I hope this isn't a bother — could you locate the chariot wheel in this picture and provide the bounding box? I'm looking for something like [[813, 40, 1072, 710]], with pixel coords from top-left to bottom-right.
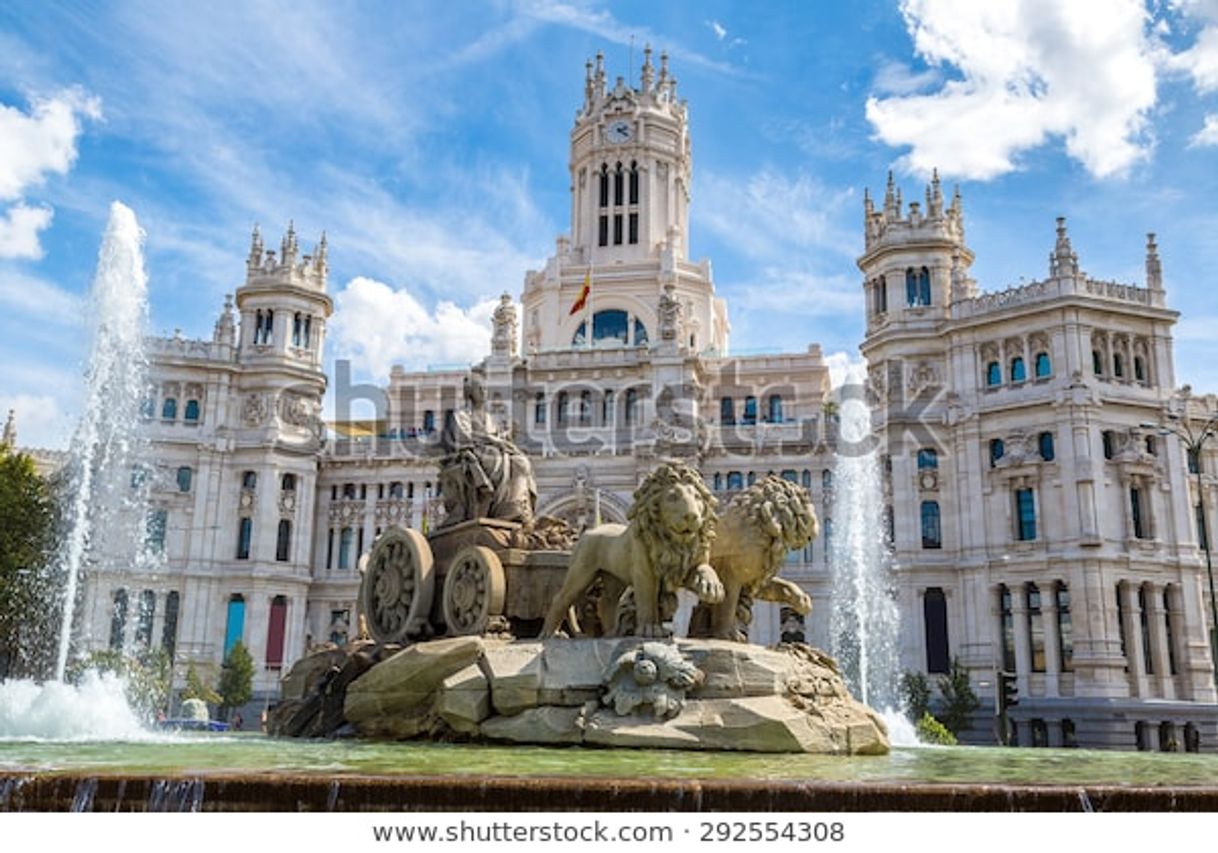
[[442, 545, 506, 636], [359, 527, 434, 644]]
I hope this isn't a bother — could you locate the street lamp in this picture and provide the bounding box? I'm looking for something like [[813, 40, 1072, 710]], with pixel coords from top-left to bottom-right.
[[1145, 393, 1218, 690]]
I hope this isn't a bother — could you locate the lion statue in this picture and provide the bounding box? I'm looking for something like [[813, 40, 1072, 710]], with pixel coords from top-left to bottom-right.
[[690, 475, 819, 642], [540, 461, 722, 638]]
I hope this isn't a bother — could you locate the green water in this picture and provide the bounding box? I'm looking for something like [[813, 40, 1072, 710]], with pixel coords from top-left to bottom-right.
[[2, 736, 1217, 787]]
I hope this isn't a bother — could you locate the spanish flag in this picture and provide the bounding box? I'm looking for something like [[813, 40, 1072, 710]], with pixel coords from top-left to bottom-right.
[[569, 268, 591, 315]]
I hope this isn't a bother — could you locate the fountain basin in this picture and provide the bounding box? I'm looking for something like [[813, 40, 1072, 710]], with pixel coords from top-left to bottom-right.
[[3, 738, 1218, 811]]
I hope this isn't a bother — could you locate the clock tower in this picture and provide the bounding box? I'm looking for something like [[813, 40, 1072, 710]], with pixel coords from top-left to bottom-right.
[[520, 50, 727, 356], [569, 48, 691, 263]]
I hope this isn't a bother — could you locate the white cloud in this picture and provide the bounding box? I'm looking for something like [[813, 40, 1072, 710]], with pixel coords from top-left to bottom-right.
[[872, 59, 942, 95], [0, 268, 82, 323], [328, 276, 504, 380], [707, 20, 727, 40], [0, 393, 72, 451], [0, 88, 100, 259], [699, 169, 856, 260], [0, 203, 54, 260], [0, 88, 101, 202], [867, 0, 1159, 180], [1190, 113, 1218, 146]]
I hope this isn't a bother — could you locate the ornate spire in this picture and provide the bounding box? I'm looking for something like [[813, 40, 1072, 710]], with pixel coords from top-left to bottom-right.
[[214, 293, 237, 345], [883, 170, 896, 217], [1146, 232, 1162, 292], [247, 223, 263, 270], [584, 57, 594, 109], [594, 51, 606, 95], [641, 43, 654, 92], [1050, 216, 1078, 278], [2, 409, 14, 449], [927, 167, 943, 218]]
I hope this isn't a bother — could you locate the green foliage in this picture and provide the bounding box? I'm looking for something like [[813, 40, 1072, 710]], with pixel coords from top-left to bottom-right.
[[899, 670, 932, 722], [181, 663, 221, 706], [0, 445, 58, 678], [66, 648, 172, 721], [218, 641, 254, 716], [937, 657, 981, 735], [915, 712, 958, 746]]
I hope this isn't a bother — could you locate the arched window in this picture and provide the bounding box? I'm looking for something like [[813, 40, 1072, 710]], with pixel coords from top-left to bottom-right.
[[747, 471, 757, 486], [628, 211, 638, 245], [341, 482, 356, 499], [1026, 583, 1045, 672], [594, 309, 628, 345], [1138, 584, 1154, 675], [1164, 585, 1179, 676], [1130, 486, 1148, 539], [136, 589, 155, 647], [1134, 355, 1147, 383], [578, 390, 592, 425], [625, 388, 640, 425], [1102, 430, 1115, 459], [781, 469, 798, 483], [1010, 357, 1026, 382], [276, 519, 292, 562], [602, 389, 615, 424], [110, 588, 128, 651], [162, 591, 180, 657], [801, 470, 812, 490], [920, 501, 942, 549], [989, 438, 1005, 467], [905, 268, 918, 306], [727, 471, 743, 490], [919, 266, 931, 306], [1056, 582, 1073, 672], [767, 395, 784, 424], [236, 516, 252, 559], [1038, 431, 1055, 461], [224, 593, 245, 657], [177, 466, 193, 492], [1092, 349, 1104, 375], [266, 595, 287, 668], [534, 392, 546, 425], [1113, 353, 1125, 378], [242, 470, 257, 490], [184, 399, 200, 422], [923, 587, 949, 673], [1034, 352, 1051, 378], [388, 481, 404, 499], [633, 318, 648, 346], [556, 391, 569, 426], [1062, 719, 1077, 748], [998, 585, 1015, 671], [423, 410, 436, 433], [986, 362, 1001, 387], [822, 469, 833, 492], [292, 312, 303, 346], [281, 473, 296, 492], [874, 276, 888, 314], [628, 161, 639, 205], [254, 309, 264, 344], [161, 398, 177, 420], [917, 448, 938, 470], [598, 164, 609, 208], [713, 473, 723, 490], [338, 527, 354, 569], [613, 161, 624, 206], [720, 397, 735, 426]]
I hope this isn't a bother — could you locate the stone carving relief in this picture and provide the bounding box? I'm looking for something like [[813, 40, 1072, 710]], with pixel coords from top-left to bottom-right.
[[602, 642, 703, 719], [491, 293, 519, 359], [242, 393, 269, 427]]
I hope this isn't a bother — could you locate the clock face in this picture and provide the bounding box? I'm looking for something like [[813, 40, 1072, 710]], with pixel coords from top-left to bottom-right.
[[606, 120, 633, 143]]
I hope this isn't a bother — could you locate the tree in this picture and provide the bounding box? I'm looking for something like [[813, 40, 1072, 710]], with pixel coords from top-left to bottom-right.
[[937, 657, 981, 735], [915, 712, 957, 746], [898, 670, 932, 722], [217, 642, 254, 719], [0, 445, 57, 678], [181, 663, 221, 706]]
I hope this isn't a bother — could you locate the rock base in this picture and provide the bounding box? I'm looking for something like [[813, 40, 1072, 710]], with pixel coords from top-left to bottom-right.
[[273, 638, 887, 755]]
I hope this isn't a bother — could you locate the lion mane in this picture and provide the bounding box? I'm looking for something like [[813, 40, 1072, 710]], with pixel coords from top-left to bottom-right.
[[628, 462, 719, 590], [691, 475, 819, 641], [540, 461, 720, 638]]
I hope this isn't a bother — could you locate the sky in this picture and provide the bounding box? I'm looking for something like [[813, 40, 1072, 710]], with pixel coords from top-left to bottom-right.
[[1, 0, 1217, 448]]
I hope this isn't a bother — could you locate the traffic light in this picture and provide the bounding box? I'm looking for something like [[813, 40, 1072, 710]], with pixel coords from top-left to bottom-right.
[[997, 670, 1019, 713]]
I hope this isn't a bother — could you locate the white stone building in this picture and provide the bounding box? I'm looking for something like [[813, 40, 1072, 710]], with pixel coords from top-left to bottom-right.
[[59, 53, 1216, 749]]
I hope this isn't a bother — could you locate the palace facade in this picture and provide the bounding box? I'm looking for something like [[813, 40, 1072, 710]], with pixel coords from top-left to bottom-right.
[[47, 52, 1215, 749]]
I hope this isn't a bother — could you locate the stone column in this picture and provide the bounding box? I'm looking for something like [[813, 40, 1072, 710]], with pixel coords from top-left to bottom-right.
[[1120, 581, 1149, 698], [1011, 592, 1032, 695], [1143, 582, 1172, 698], [1042, 591, 1061, 697]]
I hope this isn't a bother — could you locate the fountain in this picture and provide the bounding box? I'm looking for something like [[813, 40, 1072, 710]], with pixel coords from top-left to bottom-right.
[[53, 201, 154, 679], [829, 363, 901, 717], [0, 202, 154, 739]]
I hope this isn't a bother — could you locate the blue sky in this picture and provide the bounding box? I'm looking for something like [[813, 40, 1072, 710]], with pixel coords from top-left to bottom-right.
[[1, 0, 1217, 447]]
